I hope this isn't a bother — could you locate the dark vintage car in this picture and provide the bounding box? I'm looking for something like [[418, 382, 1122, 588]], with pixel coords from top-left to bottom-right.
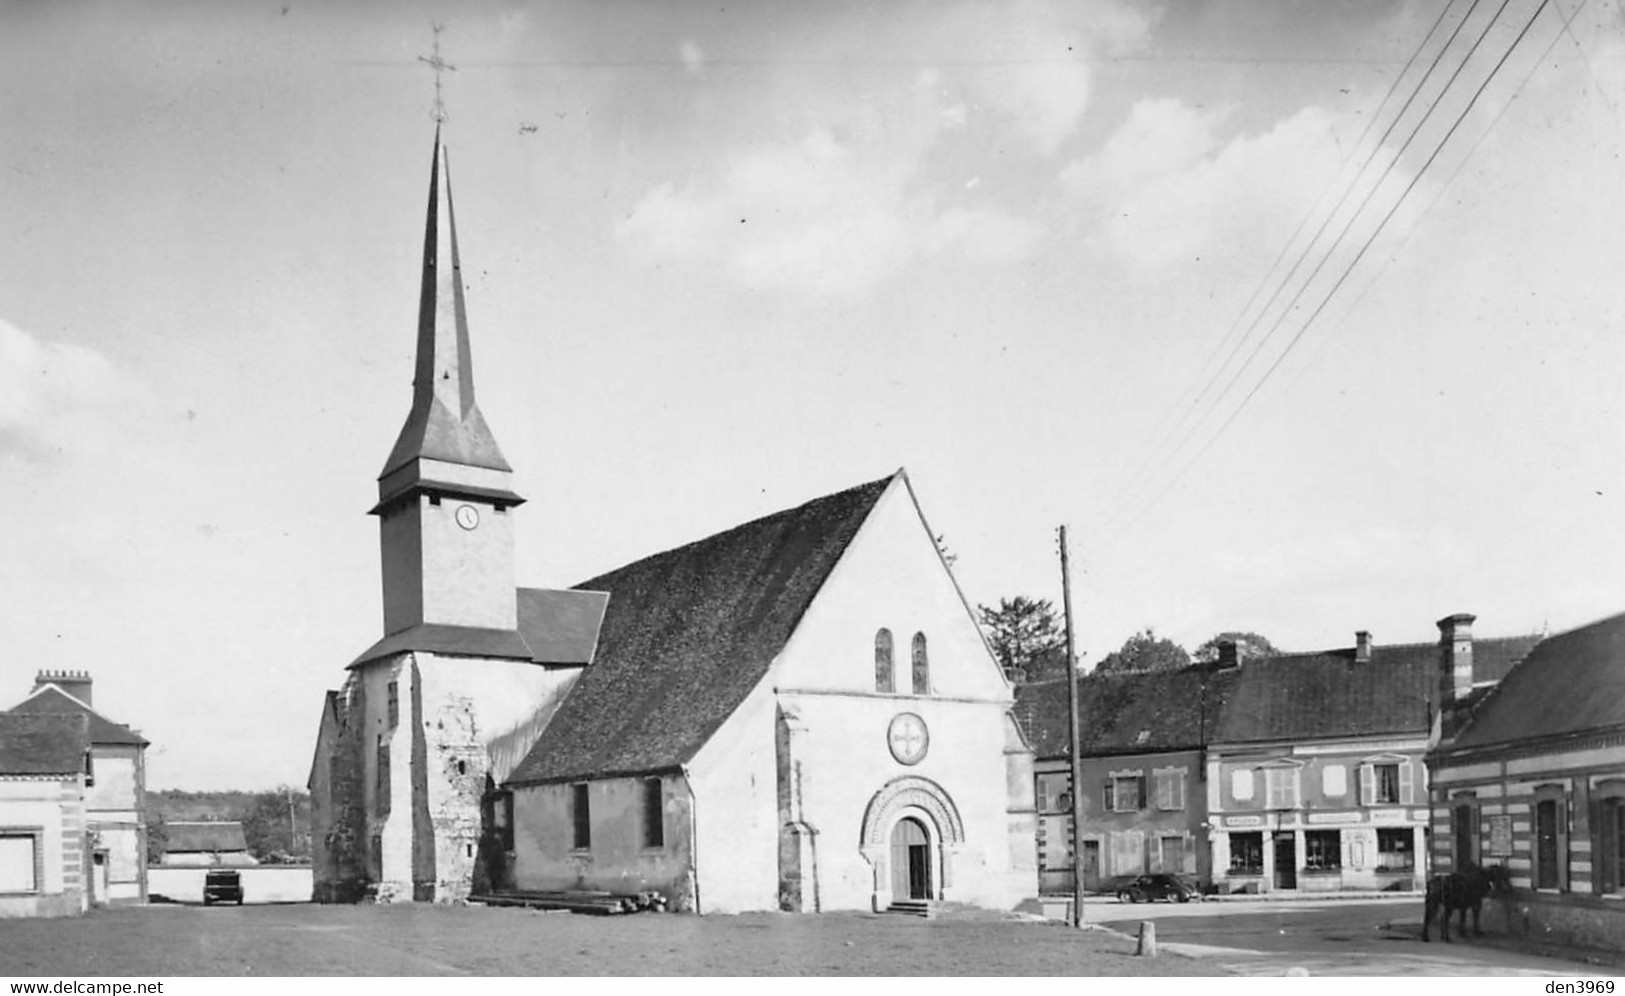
[[203, 869, 244, 906], [1116, 873, 1200, 903]]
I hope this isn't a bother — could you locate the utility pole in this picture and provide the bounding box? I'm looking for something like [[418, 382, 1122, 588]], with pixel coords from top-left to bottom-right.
[[1059, 524, 1085, 928]]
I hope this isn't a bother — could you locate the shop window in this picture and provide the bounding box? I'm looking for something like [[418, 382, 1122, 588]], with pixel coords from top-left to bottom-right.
[[1377, 827, 1414, 870], [1230, 832, 1263, 874], [571, 783, 591, 851], [1305, 830, 1342, 870], [911, 632, 930, 695], [642, 778, 664, 849], [1035, 772, 1071, 814], [874, 629, 894, 693]]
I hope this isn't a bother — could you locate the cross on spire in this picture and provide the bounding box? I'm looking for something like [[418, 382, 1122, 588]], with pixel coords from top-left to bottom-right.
[[417, 22, 457, 124]]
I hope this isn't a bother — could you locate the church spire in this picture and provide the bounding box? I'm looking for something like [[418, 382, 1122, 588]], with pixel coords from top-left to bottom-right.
[[377, 130, 516, 505]]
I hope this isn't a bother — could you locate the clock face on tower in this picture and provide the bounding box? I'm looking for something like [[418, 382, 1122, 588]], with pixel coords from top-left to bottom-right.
[[887, 712, 929, 766], [454, 503, 480, 531]]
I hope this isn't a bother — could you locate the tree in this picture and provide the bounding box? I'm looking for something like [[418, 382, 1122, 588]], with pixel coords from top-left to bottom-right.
[[979, 596, 1066, 681], [145, 810, 168, 866], [1192, 630, 1280, 665], [239, 787, 311, 864], [1093, 628, 1191, 675]]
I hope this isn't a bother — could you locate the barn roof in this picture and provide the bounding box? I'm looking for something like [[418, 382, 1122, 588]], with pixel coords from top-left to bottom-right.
[[165, 821, 249, 854], [1446, 611, 1625, 751], [0, 714, 89, 776], [506, 473, 896, 786]]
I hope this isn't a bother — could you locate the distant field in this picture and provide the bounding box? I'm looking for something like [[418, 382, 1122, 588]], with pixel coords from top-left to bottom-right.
[[0, 903, 1218, 976]]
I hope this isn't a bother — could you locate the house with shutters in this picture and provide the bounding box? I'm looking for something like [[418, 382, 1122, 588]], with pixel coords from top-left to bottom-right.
[[1426, 610, 1625, 953], [3, 672, 148, 906], [1013, 662, 1237, 893], [0, 714, 91, 918], [1206, 619, 1539, 894]]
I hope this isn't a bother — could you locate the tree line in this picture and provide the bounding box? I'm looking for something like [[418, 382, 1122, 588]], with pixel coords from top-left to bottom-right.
[[978, 595, 1277, 680]]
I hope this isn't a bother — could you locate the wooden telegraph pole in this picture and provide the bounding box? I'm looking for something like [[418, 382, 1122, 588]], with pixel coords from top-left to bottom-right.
[[1058, 525, 1085, 928]]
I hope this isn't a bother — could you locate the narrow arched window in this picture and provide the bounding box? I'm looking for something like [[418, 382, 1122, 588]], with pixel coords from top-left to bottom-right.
[[912, 632, 930, 695], [874, 628, 894, 693]]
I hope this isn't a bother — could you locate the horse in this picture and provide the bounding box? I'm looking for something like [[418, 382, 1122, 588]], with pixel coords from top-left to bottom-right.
[[1422, 862, 1511, 942]]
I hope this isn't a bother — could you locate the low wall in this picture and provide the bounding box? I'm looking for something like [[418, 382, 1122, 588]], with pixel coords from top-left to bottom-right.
[[148, 866, 312, 904], [1483, 891, 1625, 954]]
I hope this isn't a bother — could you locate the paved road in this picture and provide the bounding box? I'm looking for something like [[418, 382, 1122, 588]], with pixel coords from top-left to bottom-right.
[[1081, 895, 1615, 976]]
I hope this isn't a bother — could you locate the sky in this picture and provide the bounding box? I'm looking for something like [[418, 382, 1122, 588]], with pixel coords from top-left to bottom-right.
[[3, 0, 1624, 790]]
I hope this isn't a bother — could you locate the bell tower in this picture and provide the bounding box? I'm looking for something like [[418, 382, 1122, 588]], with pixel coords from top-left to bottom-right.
[[372, 131, 523, 635]]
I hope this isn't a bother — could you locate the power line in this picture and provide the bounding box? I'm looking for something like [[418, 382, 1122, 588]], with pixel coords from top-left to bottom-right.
[[1100, 0, 1468, 524], [1104, 0, 1527, 532], [1120, 0, 1557, 533]]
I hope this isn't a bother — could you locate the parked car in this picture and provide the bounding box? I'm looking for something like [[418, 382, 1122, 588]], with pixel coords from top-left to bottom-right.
[[203, 869, 243, 906], [1116, 873, 1199, 903]]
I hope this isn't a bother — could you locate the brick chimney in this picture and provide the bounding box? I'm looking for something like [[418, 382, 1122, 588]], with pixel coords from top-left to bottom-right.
[[1437, 613, 1476, 705], [1217, 639, 1239, 669], [1355, 630, 1373, 663], [34, 670, 92, 707]]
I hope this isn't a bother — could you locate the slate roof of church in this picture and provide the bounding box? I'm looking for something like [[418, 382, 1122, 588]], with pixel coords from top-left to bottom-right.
[[165, 821, 249, 854], [1013, 665, 1240, 760], [506, 473, 897, 786], [0, 714, 89, 776], [1211, 633, 1542, 745], [1445, 611, 1625, 752], [6, 685, 148, 747]]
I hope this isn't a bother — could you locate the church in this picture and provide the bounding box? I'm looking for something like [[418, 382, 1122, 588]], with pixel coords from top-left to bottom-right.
[[307, 132, 1037, 913]]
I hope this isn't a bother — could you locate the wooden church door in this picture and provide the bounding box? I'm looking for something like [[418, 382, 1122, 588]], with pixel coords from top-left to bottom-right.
[[890, 817, 932, 900]]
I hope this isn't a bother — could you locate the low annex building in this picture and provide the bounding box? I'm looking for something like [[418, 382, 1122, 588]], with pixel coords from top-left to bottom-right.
[[308, 132, 1037, 912], [1427, 611, 1625, 953], [161, 822, 257, 867]]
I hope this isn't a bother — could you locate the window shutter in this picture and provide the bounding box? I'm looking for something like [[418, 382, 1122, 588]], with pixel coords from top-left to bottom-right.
[[1104, 779, 1114, 813], [1398, 763, 1414, 805], [1139, 775, 1149, 809], [1360, 764, 1374, 807]]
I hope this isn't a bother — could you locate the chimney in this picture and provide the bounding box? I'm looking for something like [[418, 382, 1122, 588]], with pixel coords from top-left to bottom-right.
[[1355, 631, 1373, 663], [1217, 639, 1239, 670], [34, 670, 92, 707], [1437, 613, 1476, 705]]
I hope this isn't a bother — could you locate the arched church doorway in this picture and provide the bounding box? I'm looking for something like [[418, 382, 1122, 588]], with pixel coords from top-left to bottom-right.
[[890, 817, 932, 900]]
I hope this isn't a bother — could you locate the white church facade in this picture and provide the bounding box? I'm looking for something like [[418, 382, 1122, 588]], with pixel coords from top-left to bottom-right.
[[307, 132, 1037, 912]]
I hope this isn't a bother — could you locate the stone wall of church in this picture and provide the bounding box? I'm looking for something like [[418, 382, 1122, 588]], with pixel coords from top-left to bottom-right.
[[508, 774, 696, 906]]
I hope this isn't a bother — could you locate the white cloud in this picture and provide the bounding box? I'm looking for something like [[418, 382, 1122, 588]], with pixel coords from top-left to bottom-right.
[[0, 318, 139, 461], [618, 128, 1038, 295], [1060, 100, 1356, 270], [679, 40, 704, 74]]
